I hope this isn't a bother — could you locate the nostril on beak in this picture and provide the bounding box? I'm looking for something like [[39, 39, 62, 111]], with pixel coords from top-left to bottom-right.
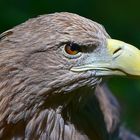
[[113, 47, 122, 55], [112, 47, 123, 58]]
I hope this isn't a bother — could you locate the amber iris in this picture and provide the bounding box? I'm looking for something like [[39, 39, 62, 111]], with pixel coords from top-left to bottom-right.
[[65, 43, 81, 55]]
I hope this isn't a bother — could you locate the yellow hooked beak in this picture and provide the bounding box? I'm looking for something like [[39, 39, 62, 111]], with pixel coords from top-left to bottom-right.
[[71, 39, 140, 77], [106, 39, 140, 76]]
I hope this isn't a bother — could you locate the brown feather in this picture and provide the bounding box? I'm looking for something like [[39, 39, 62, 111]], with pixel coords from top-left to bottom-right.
[[0, 12, 139, 140]]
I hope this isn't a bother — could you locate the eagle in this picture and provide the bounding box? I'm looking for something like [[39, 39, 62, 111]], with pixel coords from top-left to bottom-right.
[[0, 12, 140, 140]]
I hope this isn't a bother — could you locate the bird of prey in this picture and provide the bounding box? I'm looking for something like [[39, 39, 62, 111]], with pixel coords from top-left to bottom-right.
[[0, 12, 140, 140]]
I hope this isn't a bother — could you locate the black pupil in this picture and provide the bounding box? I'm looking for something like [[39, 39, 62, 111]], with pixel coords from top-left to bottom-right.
[[70, 43, 81, 51]]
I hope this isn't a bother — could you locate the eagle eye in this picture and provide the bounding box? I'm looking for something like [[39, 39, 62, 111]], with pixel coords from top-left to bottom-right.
[[65, 43, 81, 55], [62, 43, 82, 59]]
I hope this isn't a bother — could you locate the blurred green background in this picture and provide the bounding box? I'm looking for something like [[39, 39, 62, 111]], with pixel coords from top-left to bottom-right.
[[0, 0, 140, 136]]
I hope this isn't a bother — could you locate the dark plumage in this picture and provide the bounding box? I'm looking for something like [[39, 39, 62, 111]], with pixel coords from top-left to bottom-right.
[[0, 12, 139, 140]]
